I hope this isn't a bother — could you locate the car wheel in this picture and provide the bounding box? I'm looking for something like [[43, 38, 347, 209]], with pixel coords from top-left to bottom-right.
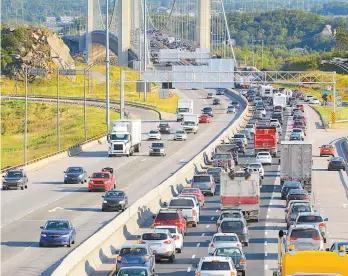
[[192, 222, 197, 227], [21, 185, 24, 190], [39, 243, 44, 247], [344, 168, 346, 171], [324, 238, 327, 243], [244, 241, 249, 246], [328, 168, 331, 171], [67, 240, 71, 247], [168, 254, 175, 263], [177, 247, 182, 253], [72, 238, 75, 244], [242, 271, 246, 276], [64, 181, 67, 184], [25, 182, 28, 188], [88, 190, 91, 192], [102, 208, 105, 212], [320, 155, 322, 157]]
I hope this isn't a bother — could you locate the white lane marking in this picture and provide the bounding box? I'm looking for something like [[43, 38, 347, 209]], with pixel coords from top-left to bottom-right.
[[343, 204, 348, 208], [192, 255, 195, 259], [270, 202, 273, 205], [265, 264, 268, 270], [197, 243, 200, 247], [211, 217, 214, 221], [141, 158, 147, 161], [48, 207, 63, 213], [265, 252, 268, 257], [216, 209, 219, 212], [265, 231, 268, 236], [187, 267, 191, 272], [266, 214, 270, 219], [206, 225, 210, 228], [264, 241, 268, 246]]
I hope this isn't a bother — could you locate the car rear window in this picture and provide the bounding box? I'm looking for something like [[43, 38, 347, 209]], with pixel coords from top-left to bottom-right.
[[221, 213, 242, 220], [297, 215, 323, 223], [213, 154, 230, 160], [258, 153, 270, 156], [142, 233, 168, 240], [117, 269, 148, 276], [292, 205, 311, 213], [156, 213, 179, 220], [156, 227, 176, 234], [182, 188, 199, 193], [120, 247, 147, 256], [92, 173, 109, 178], [215, 247, 242, 257], [201, 261, 231, 270], [169, 198, 194, 207], [289, 189, 307, 195], [234, 134, 245, 138], [221, 221, 244, 230], [290, 228, 319, 238], [193, 175, 211, 182], [213, 235, 238, 242]]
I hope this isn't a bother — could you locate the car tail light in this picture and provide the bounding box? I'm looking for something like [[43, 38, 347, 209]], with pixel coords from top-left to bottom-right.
[[139, 240, 146, 244], [313, 236, 321, 241], [163, 240, 172, 245], [242, 227, 247, 234], [218, 227, 222, 233], [342, 162, 345, 165], [193, 209, 197, 216], [196, 273, 201, 276], [329, 162, 333, 165], [144, 255, 151, 261], [288, 236, 298, 241], [240, 258, 246, 264], [89, 181, 94, 184], [287, 213, 291, 219], [210, 243, 214, 247], [116, 256, 122, 262], [237, 243, 242, 248], [230, 272, 235, 276], [319, 223, 326, 229], [174, 235, 180, 240]]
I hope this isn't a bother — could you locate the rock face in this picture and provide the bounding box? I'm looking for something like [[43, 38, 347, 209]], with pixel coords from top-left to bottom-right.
[[2, 27, 75, 78]]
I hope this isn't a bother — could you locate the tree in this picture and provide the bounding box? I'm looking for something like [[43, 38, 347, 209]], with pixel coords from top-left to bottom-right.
[[336, 26, 348, 51]]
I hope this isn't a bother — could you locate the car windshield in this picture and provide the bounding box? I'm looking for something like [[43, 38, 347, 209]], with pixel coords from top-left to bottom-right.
[[249, 163, 261, 168], [176, 131, 185, 134], [149, 130, 158, 134], [193, 175, 211, 182], [292, 129, 302, 133], [105, 191, 124, 197], [234, 134, 245, 138], [6, 171, 23, 177], [330, 157, 343, 162], [44, 221, 69, 230], [178, 108, 189, 112], [66, 167, 83, 173], [213, 235, 238, 242], [120, 247, 147, 256], [228, 106, 234, 109], [117, 269, 148, 276], [289, 189, 306, 195], [221, 221, 244, 230], [169, 199, 194, 207], [215, 247, 242, 257], [297, 215, 323, 223], [321, 145, 333, 148], [221, 213, 242, 219], [201, 261, 231, 270], [159, 124, 168, 128], [156, 213, 179, 220], [246, 124, 253, 128], [182, 188, 199, 193], [207, 168, 223, 173], [92, 173, 109, 178], [152, 143, 164, 148], [258, 153, 270, 156], [184, 122, 195, 126], [142, 233, 167, 240], [290, 228, 319, 238], [203, 108, 212, 111], [213, 154, 230, 160], [110, 134, 129, 140], [232, 102, 238, 105]]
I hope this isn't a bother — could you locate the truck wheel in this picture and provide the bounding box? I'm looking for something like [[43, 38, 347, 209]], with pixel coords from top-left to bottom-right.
[[242, 271, 246, 276], [192, 223, 197, 227], [127, 153, 130, 157]]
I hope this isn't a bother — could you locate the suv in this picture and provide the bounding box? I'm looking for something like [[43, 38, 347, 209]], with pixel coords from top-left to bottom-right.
[[216, 209, 246, 228], [149, 142, 166, 156], [153, 209, 187, 235], [140, 229, 176, 262], [116, 244, 155, 272], [244, 162, 264, 179], [294, 212, 328, 243], [213, 98, 221, 105], [233, 133, 247, 146], [286, 224, 325, 251], [202, 107, 214, 117], [319, 144, 335, 157], [272, 112, 283, 125], [218, 218, 249, 246], [2, 169, 28, 190], [191, 174, 216, 196], [158, 123, 170, 134], [286, 203, 312, 229], [167, 197, 200, 227], [195, 256, 237, 276]]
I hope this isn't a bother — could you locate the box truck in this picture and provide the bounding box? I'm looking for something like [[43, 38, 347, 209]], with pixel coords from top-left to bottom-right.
[[107, 119, 142, 157], [254, 126, 278, 157], [176, 99, 194, 121]]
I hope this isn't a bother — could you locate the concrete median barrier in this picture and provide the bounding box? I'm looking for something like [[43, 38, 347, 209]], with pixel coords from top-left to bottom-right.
[[51, 90, 250, 276]]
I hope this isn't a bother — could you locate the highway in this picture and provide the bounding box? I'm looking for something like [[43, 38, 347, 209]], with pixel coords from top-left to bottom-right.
[[89, 99, 348, 276], [1, 89, 244, 275]]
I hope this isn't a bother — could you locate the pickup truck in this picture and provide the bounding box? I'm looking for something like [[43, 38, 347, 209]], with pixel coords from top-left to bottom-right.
[[166, 197, 200, 227], [88, 169, 116, 192]]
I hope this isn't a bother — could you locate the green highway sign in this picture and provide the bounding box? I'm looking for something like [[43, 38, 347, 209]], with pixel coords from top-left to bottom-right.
[[321, 90, 334, 95]]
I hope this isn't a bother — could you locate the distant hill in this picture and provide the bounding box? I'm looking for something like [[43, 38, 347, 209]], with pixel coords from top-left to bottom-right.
[[312, 1, 348, 16]]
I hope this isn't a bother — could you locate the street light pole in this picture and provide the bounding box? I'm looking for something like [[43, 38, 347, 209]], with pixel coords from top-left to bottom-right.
[[57, 68, 60, 152], [84, 68, 87, 141], [106, 0, 110, 131], [261, 39, 264, 69], [143, 0, 148, 102], [24, 66, 28, 165]]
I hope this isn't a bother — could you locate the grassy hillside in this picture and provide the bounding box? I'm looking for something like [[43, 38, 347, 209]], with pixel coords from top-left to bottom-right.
[[1, 100, 119, 169]]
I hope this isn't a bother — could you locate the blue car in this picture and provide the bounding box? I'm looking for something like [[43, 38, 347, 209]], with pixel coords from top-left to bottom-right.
[[289, 133, 301, 141], [214, 245, 246, 275], [117, 267, 153, 276], [39, 219, 76, 247], [64, 166, 87, 184], [116, 244, 155, 272]]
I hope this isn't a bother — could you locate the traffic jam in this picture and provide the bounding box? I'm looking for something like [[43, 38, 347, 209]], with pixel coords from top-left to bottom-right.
[[108, 86, 348, 276]]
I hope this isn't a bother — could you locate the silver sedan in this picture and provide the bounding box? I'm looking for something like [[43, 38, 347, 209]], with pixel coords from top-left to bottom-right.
[[174, 130, 188, 141]]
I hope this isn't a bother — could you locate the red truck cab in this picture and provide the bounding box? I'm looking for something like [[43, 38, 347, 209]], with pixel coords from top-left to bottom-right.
[[254, 126, 278, 157], [181, 188, 205, 207], [88, 169, 116, 192], [153, 209, 187, 235]]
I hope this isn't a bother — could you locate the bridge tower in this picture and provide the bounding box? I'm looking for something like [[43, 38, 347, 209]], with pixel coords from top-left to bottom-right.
[[117, 0, 131, 66], [197, 0, 211, 50]]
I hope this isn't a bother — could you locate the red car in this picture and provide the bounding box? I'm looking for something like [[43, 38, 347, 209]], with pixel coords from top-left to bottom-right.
[[199, 115, 211, 123], [274, 105, 283, 112], [293, 115, 307, 125], [292, 121, 306, 129], [153, 209, 187, 235], [286, 189, 309, 205], [181, 188, 205, 207], [88, 171, 116, 192], [296, 104, 304, 112]]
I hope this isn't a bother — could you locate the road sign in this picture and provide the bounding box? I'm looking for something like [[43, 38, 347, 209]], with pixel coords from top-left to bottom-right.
[[28, 68, 46, 76], [60, 69, 76, 75], [336, 96, 342, 109], [331, 112, 336, 123], [158, 89, 170, 99], [321, 90, 334, 95]]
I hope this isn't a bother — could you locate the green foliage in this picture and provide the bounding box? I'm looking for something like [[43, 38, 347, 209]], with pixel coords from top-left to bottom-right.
[[313, 1, 348, 16], [336, 26, 348, 51]]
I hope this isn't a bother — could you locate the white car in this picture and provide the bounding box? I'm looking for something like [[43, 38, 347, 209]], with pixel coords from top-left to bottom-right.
[[148, 129, 161, 140], [140, 229, 176, 262], [245, 123, 255, 134], [255, 152, 272, 165], [256, 107, 266, 117], [227, 105, 236, 113], [195, 256, 237, 276], [310, 98, 320, 105], [305, 95, 314, 102], [270, 121, 282, 134], [207, 92, 215, 99], [245, 162, 264, 178], [154, 225, 183, 253], [208, 233, 242, 255], [291, 128, 305, 140], [174, 130, 188, 141]]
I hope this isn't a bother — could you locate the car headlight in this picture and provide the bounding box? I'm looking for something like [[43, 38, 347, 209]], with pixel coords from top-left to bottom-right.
[[78, 174, 83, 178], [64, 174, 68, 178], [103, 200, 108, 203], [17, 178, 23, 182], [3, 180, 7, 183], [41, 234, 47, 237], [119, 200, 125, 204], [62, 234, 70, 238]]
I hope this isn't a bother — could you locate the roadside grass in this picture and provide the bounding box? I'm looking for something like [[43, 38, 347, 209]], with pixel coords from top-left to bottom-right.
[[0, 64, 178, 113], [1, 100, 119, 169]]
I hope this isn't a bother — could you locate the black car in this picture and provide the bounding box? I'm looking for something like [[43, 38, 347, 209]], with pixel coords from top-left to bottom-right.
[[64, 166, 87, 184], [248, 95, 255, 103], [158, 123, 170, 134], [280, 181, 303, 200], [202, 107, 213, 117], [272, 112, 283, 125], [102, 190, 128, 212], [216, 89, 225, 95], [230, 139, 246, 154], [2, 169, 28, 190], [231, 101, 240, 109], [213, 98, 221, 105], [328, 157, 346, 171]]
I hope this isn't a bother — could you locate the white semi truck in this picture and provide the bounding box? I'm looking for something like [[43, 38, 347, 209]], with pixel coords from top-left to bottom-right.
[[107, 119, 142, 157], [176, 99, 194, 122], [280, 141, 312, 193], [182, 114, 199, 134]]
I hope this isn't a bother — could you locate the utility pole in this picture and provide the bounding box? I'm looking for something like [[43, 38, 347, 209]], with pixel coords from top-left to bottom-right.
[[57, 68, 61, 152], [84, 68, 87, 141], [106, 0, 110, 130], [24, 66, 28, 165], [261, 39, 264, 70], [143, 0, 148, 102]]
